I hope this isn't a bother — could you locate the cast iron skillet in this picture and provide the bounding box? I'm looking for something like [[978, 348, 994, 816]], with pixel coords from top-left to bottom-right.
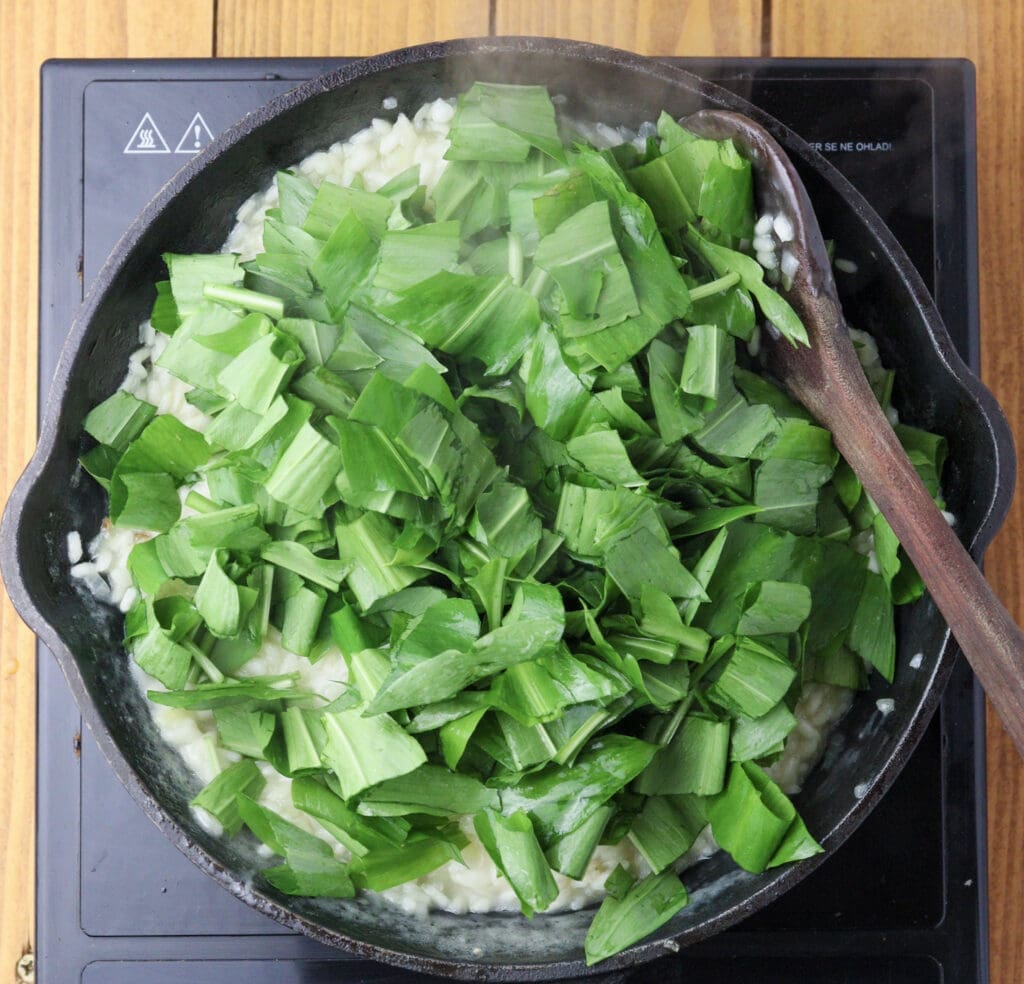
[[0, 36, 1016, 981]]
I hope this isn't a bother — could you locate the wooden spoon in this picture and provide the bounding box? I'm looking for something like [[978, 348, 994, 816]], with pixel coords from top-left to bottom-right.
[[684, 109, 1024, 758]]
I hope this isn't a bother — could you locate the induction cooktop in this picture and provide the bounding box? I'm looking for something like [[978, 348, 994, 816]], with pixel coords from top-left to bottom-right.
[[36, 56, 986, 984]]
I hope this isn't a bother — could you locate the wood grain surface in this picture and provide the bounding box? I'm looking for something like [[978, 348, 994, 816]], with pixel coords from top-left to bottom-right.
[[0, 6, 213, 980], [1, 1, 1021, 981], [214, 0, 490, 56], [771, 4, 1024, 980], [494, 0, 764, 55]]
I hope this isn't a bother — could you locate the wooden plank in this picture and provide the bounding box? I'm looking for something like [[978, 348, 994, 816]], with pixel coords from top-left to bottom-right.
[[494, 0, 764, 56], [771, 1, 978, 57], [0, 5, 214, 979], [215, 0, 491, 57], [771, 4, 1024, 984]]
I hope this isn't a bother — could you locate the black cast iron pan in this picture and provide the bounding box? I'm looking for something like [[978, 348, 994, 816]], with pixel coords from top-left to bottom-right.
[[0, 36, 1016, 981]]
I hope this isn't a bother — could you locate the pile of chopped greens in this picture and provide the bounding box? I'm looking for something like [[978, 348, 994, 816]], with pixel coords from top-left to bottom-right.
[[79, 82, 946, 964]]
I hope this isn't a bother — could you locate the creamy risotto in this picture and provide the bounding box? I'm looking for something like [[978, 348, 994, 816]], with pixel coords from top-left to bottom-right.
[[73, 95, 864, 918]]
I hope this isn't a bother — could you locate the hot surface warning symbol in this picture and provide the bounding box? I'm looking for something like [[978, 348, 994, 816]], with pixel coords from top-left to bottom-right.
[[124, 112, 170, 154], [175, 112, 215, 154]]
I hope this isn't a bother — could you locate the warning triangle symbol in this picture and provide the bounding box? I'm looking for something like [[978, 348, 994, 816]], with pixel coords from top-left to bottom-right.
[[175, 112, 215, 154], [124, 112, 170, 154]]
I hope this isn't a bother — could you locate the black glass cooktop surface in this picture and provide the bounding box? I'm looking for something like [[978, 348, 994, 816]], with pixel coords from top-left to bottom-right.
[[37, 56, 985, 983]]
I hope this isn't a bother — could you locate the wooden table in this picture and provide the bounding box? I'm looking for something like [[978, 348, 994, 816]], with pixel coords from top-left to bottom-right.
[[1, 2, 1021, 981]]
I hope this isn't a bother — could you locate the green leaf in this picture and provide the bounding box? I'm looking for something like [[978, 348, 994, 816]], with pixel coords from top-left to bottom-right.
[[627, 794, 707, 873], [310, 211, 378, 321], [319, 706, 427, 800], [474, 808, 559, 917], [605, 528, 706, 604], [697, 151, 755, 240], [446, 82, 561, 163], [350, 830, 466, 892], [263, 855, 356, 898], [164, 252, 243, 320], [520, 323, 590, 442], [359, 764, 499, 817], [391, 597, 480, 668], [195, 550, 243, 638], [110, 471, 180, 532], [763, 418, 837, 465], [627, 153, 697, 234], [237, 793, 334, 861], [264, 422, 343, 516], [278, 706, 326, 775], [680, 324, 729, 402], [335, 511, 424, 611], [183, 503, 268, 552], [684, 225, 808, 346], [566, 428, 646, 488], [328, 604, 381, 657], [281, 585, 327, 659], [847, 571, 896, 682], [694, 393, 780, 459], [155, 302, 247, 390], [126, 538, 168, 595], [603, 863, 634, 901], [260, 540, 349, 592], [373, 221, 462, 292], [83, 391, 157, 452], [701, 522, 868, 657], [544, 803, 613, 879], [689, 282, 755, 341], [509, 168, 597, 255], [151, 279, 180, 335], [535, 200, 636, 322], [708, 637, 796, 719], [190, 759, 266, 835], [555, 483, 664, 561], [730, 701, 797, 762], [469, 480, 543, 562], [737, 581, 812, 636], [345, 303, 446, 381], [80, 443, 120, 491], [214, 706, 276, 759], [707, 761, 822, 873], [496, 735, 658, 846], [635, 713, 730, 795], [634, 585, 708, 655], [647, 338, 705, 444], [381, 271, 539, 376], [754, 459, 834, 535], [303, 181, 391, 241], [584, 869, 689, 965], [217, 330, 302, 414], [291, 776, 409, 856], [276, 170, 318, 226], [440, 711, 489, 774], [133, 624, 193, 690], [153, 523, 208, 578], [147, 673, 310, 709], [114, 415, 210, 481], [682, 527, 729, 624], [332, 416, 431, 500], [872, 511, 901, 590], [367, 584, 562, 714]]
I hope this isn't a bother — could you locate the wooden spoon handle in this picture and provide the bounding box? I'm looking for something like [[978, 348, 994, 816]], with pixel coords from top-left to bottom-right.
[[680, 107, 1023, 753], [802, 348, 1024, 756]]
